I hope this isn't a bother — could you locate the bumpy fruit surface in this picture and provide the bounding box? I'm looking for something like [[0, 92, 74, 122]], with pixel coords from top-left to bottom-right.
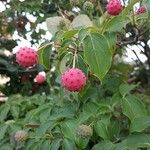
[[136, 6, 147, 14], [14, 130, 28, 142], [34, 72, 46, 84], [83, 1, 94, 12], [61, 68, 86, 92], [70, 0, 80, 6], [76, 124, 93, 137], [106, 0, 123, 16], [16, 47, 38, 68]]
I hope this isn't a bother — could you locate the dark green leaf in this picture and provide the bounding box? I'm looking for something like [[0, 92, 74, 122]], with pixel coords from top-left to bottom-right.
[[50, 139, 62, 150], [38, 43, 52, 69], [130, 116, 150, 133], [119, 84, 137, 98], [62, 139, 76, 150], [92, 141, 115, 150], [121, 95, 146, 120], [0, 124, 8, 141], [83, 32, 112, 80]]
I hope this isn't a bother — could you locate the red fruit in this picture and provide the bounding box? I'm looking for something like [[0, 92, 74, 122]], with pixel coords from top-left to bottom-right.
[[106, 0, 123, 16], [34, 72, 46, 84], [61, 68, 86, 92], [136, 6, 147, 14], [16, 47, 38, 68]]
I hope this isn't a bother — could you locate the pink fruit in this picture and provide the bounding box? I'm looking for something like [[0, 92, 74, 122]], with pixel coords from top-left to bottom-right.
[[16, 47, 38, 68], [61, 68, 86, 92], [106, 0, 123, 16], [136, 6, 147, 14], [34, 72, 46, 84]]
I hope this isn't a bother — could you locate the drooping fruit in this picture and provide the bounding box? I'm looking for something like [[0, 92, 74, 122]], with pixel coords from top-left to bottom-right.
[[106, 0, 123, 16], [61, 68, 86, 92], [16, 47, 38, 68], [14, 130, 28, 142], [136, 6, 147, 14], [34, 72, 46, 84]]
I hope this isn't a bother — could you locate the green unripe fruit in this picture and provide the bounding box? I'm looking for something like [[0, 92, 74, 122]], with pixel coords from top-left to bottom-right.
[[76, 124, 93, 138], [83, 1, 94, 13], [70, 0, 80, 6], [14, 130, 28, 142]]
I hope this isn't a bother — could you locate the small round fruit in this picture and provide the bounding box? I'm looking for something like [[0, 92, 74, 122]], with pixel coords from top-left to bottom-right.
[[83, 1, 94, 12], [76, 124, 93, 138], [106, 0, 123, 16], [14, 130, 28, 142], [61, 68, 86, 92], [136, 6, 147, 14], [34, 72, 46, 84], [16, 47, 38, 68]]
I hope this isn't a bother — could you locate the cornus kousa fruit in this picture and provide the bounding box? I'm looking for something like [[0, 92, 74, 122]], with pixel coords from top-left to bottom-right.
[[16, 47, 38, 68], [76, 124, 93, 138], [106, 0, 123, 16], [14, 130, 28, 142], [34, 72, 46, 84], [61, 68, 86, 92], [136, 6, 147, 14]]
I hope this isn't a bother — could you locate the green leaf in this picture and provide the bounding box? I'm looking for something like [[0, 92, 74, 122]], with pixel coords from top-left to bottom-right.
[[83, 32, 112, 80], [36, 120, 57, 137], [108, 120, 120, 140], [62, 30, 79, 39], [62, 139, 76, 150], [50, 139, 62, 150], [115, 133, 150, 149], [121, 95, 146, 121], [38, 43, 52, 69], [83, 101, 99, 115], [41, 140, 51, 150], [119, 84, 137, 98], [77, 137, 89, 149], [94, 115, 111, 140], [10, 106, 19, 119], [130, 116, 150, 133], [104, 15, 128, 32], [59, 52, 73, 73], [0, 124, 8, 141], [0, 105, 10, 122], [92, 141, 115, 150], [61, 120, 78, 141]]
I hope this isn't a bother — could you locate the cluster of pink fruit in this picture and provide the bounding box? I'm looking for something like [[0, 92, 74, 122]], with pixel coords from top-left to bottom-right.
[[15, 47, 87, 92], [106, 0, 147, 16], [15, 1, 147, 92], [16, 47, 46, 85]]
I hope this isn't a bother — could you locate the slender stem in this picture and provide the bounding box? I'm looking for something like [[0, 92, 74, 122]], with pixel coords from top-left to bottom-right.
[[72, 50, 77, 68], [132, 8, 136, 25], [97, 0, 103, 15], [38, 42, 53, 51]]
